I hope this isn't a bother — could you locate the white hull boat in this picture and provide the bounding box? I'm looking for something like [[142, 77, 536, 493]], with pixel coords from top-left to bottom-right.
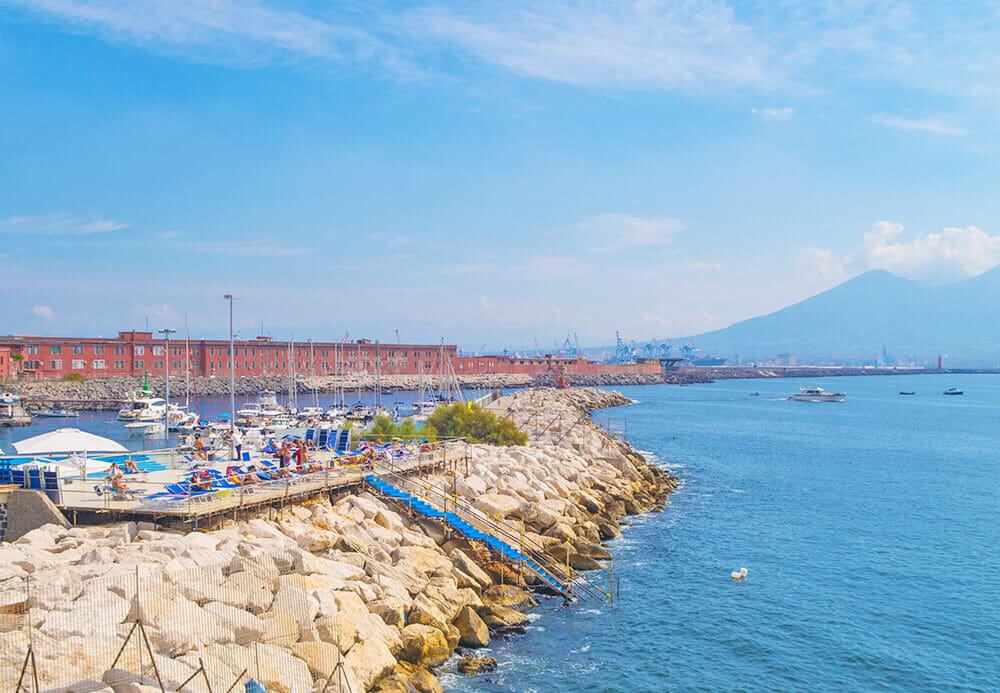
[[789, 386, 846, 403]]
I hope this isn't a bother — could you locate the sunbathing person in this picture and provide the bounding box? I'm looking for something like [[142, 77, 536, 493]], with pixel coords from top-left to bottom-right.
[[225, 465, 245, 486], [192, 434, 209, 461], [123, 458, 141, 474]]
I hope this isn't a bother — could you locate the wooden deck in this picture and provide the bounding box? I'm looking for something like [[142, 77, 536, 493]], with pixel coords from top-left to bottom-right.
[[54, 450, 453, 529]]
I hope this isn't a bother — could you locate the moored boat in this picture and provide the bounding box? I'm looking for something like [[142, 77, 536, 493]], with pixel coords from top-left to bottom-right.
[[943, 388, 964, 396], [36, 408, 80, 418]]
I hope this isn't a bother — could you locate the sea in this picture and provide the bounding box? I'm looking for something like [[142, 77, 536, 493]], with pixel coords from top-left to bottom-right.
[[3, 376, 998, 690], [441, 374, 1000, 692]]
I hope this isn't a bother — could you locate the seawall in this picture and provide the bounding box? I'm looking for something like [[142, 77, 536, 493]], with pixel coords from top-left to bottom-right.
[[0, 387, 676, 692]]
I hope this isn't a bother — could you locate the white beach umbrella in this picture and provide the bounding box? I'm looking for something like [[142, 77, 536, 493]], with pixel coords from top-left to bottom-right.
[[11, 428, 128, 456]]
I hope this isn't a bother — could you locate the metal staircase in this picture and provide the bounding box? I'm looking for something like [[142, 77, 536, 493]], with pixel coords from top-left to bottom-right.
[[365, 464, 613, 602]]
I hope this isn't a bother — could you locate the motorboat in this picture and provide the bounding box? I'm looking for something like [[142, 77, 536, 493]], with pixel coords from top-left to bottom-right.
[[117, 397, 168, 421], [899, 391, 916, 396], [35, 408, 80, 418], [0, 392, 20, 404], [325, 404, 349, 419], [124, 420, 165, 436], [300, 406, 324, 418], [943, 388, 964, 396], [346, 404, 374, 422], [789, 386, 846, 403], [258, 391, 285, 417]]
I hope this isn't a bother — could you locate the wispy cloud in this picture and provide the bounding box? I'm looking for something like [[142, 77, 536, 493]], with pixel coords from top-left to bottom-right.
[[580, 213, 685, 252], [870, 115, 966, 136], [408, 2, 777, 92], [752, 106, 794, 121], [3, 0, 396, 69], [178, 238, 310, 257], [0, 213, 128, 235], [31, 304, 55, 320], [686, 260, 722, 272]]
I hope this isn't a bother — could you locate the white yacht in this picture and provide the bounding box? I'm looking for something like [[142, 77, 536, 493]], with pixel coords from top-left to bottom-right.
[[237, 391, 285, 420], [789, 386, 846, 403], [117, 397, 168, 421]]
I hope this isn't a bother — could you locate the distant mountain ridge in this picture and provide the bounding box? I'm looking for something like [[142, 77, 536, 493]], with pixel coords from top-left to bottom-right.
[[683, 266, 1000, 365]]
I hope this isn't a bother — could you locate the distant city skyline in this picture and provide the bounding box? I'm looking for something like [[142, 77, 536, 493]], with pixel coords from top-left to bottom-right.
[[2, 2, 999, 348]]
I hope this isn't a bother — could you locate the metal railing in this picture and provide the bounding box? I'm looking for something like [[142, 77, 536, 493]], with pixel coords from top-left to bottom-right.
[[370, 458, 612, 602]]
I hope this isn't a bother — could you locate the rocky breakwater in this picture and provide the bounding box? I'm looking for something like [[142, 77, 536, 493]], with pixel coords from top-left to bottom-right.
[[0, 387, 675, 692], [12, 373, 533, 409]]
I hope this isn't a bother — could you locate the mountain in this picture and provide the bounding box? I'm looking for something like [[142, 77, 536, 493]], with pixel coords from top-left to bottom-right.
[[684, 267, 1000, 365]]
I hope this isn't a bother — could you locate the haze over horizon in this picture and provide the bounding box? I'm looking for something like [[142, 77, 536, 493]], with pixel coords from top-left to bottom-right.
[[2, 2, 1000, 349]]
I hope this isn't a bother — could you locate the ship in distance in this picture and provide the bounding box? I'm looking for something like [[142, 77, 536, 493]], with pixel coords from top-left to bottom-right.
[[789, 386, 846, 403]]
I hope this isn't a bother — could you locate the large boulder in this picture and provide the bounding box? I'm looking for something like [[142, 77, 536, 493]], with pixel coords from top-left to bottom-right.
[[374, 661, 443, 693], [472, 493, 521, 519], [203, 602, 267, 644], [344, 638, 397, 691], [449, 549, 492, 590], [292, 641, 342, 678], [454, 606, 490, 648], [399, 624, 450, 668]]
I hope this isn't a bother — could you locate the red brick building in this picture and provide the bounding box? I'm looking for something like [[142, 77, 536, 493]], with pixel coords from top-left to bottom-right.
[[0, 331, 458, 380], [0, 331, 662, 380], [0, 346, 15, 381]]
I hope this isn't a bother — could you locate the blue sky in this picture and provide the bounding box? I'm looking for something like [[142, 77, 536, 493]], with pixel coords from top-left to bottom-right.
[[1, 1, 998, 350]]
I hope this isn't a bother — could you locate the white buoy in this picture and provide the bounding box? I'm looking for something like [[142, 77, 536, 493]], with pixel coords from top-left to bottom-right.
[[730, 567, 748, 581]]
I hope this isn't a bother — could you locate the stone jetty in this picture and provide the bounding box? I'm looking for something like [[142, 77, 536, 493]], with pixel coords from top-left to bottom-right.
[[0, 388, 676, 692]]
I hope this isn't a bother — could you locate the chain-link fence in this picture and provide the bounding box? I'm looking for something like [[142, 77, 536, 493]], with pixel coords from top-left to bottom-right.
[[0, 547, 359, 692]]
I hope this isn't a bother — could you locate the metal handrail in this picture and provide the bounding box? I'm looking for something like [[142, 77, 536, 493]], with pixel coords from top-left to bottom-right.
[[371, 460, 612, 601]]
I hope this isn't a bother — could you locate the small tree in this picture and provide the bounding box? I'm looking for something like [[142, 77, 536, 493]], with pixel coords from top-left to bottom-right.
[[62, 373, 85, 383], [424, 402, 527, 446]]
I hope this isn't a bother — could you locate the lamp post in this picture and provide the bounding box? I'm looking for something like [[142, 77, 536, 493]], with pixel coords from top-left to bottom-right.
[[158, 328, 176, 438], [225, 294, 237, 460]]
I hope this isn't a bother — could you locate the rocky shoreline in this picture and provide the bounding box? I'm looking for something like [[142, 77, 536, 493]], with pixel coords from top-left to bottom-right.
[[0, 388, 676, 692]]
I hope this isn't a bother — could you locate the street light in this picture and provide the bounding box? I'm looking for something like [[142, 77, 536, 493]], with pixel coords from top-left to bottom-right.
[[225, 294, 237, 460], [158, 328, 176, 437]]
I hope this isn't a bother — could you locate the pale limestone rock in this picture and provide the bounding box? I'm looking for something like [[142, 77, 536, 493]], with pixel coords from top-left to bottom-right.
[[399, 624, 450, 668], [291, 641, 343, 678], [449, 549, 492, 590], [260, 610, 299, 648], [454, 605, 490, 648], [270, 584, 319, 630], [204, 602, 267, 644], [344, 638, 397, 691]]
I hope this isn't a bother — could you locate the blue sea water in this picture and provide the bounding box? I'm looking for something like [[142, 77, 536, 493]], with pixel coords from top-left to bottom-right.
[[443, 374, 1000, 692]]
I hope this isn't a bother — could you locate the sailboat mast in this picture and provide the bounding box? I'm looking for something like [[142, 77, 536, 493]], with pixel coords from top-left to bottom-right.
[[310, 339, 318, 408], [184, 315, 191, 408]]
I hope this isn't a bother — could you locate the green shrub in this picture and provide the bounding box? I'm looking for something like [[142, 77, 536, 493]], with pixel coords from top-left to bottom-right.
[[62, 373, 84, 383], [362, 414, 422, 442], [424, 402, 527, 446]]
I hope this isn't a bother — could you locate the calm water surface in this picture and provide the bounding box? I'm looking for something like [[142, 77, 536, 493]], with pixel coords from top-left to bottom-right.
[[443, 374, 1000, 692]]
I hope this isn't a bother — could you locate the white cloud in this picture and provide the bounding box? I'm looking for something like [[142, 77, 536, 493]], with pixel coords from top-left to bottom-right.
[[580, 213, 685, 252], [31, 305, 55, 320], [850, 221, 1000, 281], [797, 246, 846, 283], [410, 1, 776, 92], [687, 260, 722, 272], [0, 213, 128, 235], [751, 106, 794, 121], [870, 115, 966, 136]]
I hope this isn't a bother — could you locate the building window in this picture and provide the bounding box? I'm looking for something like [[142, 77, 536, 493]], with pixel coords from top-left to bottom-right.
[[154, 360, 164, 369], [135, 360, 144, 369], [50, 345, 62, 355], [114, 346, 125, 355], [93, 360, 106, 369], [172, 347, 181, 356], [114, 360, 125, 369], [152, 346, 164, 356], [50, 359, 62, 370], [135, 346, 145, 356], [72, 345, 84, 355], [94, 346, 104, 355], [172, 360, 181, 369], [72, 359, 85, 369], [26, 345, 39, 355]]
